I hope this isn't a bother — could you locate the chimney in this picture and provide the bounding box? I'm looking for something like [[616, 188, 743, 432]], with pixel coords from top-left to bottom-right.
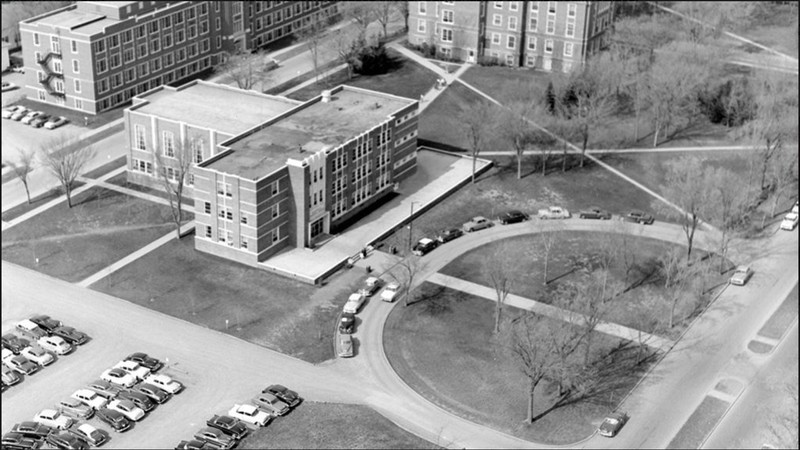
[[321, 90, 332, 103]]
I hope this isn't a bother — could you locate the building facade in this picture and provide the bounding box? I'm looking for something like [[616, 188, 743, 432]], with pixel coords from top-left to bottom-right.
[[408, 1, 615, 72], [18, 1, 338, 115]]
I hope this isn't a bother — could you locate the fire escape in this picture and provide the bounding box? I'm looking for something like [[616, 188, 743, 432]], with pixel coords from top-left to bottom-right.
[[37, 49, 65, 98]]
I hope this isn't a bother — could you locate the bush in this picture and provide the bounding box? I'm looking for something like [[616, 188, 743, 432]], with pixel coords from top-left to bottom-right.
[[696, 77, 755, 127], [353, 43, 399, 76]]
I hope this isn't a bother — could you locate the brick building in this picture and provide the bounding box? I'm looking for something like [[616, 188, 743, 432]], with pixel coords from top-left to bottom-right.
[[18, 1, 338, 115], [408, 1, 615, 72]]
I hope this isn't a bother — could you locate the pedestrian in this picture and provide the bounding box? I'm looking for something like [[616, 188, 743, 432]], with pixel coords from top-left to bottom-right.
[[83, 116, 88, 126]]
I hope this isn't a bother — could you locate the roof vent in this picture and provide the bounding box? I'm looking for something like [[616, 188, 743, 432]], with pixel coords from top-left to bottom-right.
[[321, 90, 332, 103]]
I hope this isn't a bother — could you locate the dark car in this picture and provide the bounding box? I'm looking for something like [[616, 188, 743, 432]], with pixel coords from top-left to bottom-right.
[[411, 238, 439, 256], [124, 352, 163, 372], [28, 315, 62, 334], [578, 207, 612, 220], [6, 355, 40, 375], [598, 411, 628, 437], [10, 422, 52, 440], [67, 423, 106, 447], [117, 389, 155, 412], [1, 432, 44, 450], [96, 408, 131, 432], [175, 440, 214, 450], [29, 114, 51, 128], [263, 384, 301, 407], [51, 327, 88, 346], [2, 334, 30, 354], [339, 312, 356, 334], [193, 427, 236, 449], [436, 228, 464, 244], [206, 415, 249, 440], [45, 431, 88, 450], [624, 210, 655, 225], [133, 383, 171, 404], [499, 210, 529, 225], [87, 380, 123, 399]]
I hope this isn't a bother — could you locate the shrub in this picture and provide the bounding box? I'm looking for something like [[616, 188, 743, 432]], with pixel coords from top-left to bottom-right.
[[696, 77, 755, 127]]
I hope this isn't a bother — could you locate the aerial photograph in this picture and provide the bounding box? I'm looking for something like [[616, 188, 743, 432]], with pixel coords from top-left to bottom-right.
[[1, 1, 797, 449]]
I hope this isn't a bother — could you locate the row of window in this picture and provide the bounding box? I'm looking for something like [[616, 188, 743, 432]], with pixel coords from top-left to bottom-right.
[[422, 16, 575, 40], [96, 37, 210, 76], [203, 223, 281, 250], [415, 1, 576, 17]]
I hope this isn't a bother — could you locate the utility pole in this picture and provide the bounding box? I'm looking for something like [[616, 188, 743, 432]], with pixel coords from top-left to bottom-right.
[[407, 201, 419, 251]]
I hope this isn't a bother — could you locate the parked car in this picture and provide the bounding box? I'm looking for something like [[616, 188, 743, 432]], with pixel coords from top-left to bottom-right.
[[227, 404, 271, 426], [67, 423, 106, 447], [339, 312, 355, 334], [20, 111, 43, 125], [114, 360, 151, 381], [71, 389, 108, 410], [108, 399, 145, 421], [252, 392, 290, 416], [95, 408, 131, 432], [10, 65, 25, 74], [624, 210, 655, 225], [730, 265, 754, 286], [2, 364, 22, 386], [133, 383, 171, 404], [45, 431, 88, 450], [380, 282, 401, 303], [338, 334, 354, 358], [124, 352, 163, 372], [10, 421, 53, 440], [206, 415, 250, 440], [780, 212, 798, 231], [100, 368, 137, 388], [51, 326, 88, 346], [87, 379, 123, 399], [792, 201, 799, 215], [5, 355, 40, 375], [1, 432, 44, 450], [28, 315, 62, 334], [20, 346, 54, 366], [598, 411, 628, 437], [33, 409, 73, 430], [2, 105, 24, 119], [462, 216, 493, 232], [37, 336, 72, 355], [537, 206, 571, 220], [436, 228, 464, 244], [499, 210, 529, 224], [578, 207, 612, 220], [143, 373, 183, 394], [262, 385, 301, 408], [175, 439, 215, 449], [9, 106, 30, 121], [16, 320, 48, 340], [30, 114, 51, 128], [411, 237, 439, 256], [44, 116, 68, 130], [1, 81, 18, 92], [194, 427, 236, 449], [56, 397, 94, 420], [343, 292, 366, 315], [358, 276, 383, 296], [2, 334, 29, 354], [117, 389, 155, 412]]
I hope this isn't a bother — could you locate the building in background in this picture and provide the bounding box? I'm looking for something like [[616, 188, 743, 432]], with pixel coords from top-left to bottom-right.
[[408, 1, 615, 72], [18, 1, 339, 115]]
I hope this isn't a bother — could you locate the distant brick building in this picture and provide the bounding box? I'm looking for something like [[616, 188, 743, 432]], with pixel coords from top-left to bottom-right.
[[408, 1, 615, 72]]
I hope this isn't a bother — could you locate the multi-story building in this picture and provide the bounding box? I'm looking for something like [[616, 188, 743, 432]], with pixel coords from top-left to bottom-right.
[[408, 1, 615, 72], [125, 81, 419, 267], [18, 1, 338, 115]]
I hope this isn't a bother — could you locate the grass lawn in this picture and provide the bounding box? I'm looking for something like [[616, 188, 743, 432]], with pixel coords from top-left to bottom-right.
[[418, 82, 500, 152], [757, 284, 798, 340], [666, 396, 730, 449], [284, 48, 439, 102], [106, 172, 195, 207], [91, 236, 366, 363], [1, 182, 84, 222], [460, 64, 552, 105], [243, 401, 439, 449], [384, 283, 649, 444], [1, 186, 188, 282]]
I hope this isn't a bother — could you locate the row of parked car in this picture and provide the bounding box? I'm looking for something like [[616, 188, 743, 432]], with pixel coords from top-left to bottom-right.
[[336, 276, 401, 358], [176, 385, 301, 449], [2, 105, 69, 129]]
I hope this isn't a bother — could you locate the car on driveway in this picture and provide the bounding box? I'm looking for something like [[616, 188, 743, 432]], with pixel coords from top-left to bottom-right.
[[133, 383, 171, 404], [57, 397, 94, 420], [537, 206, 571, 219], [358, 276, 383, 296], [599, 411, 628, 437], [578, 207, 612, 220], [29, 315, 62, 334], [5, 355, 40, 375], [2, 364, 22, 386], [2, 334, 29, 354], [33, 409, 73, 430], [67, 423, 106, 447], [411, 237, 439, 256], [206, 415, 250, 440], [30, 114, 51, 128], [436, 228, 464, 244], [339, 312, 355, 334], [10, 421, 53, 440], [143, 373, 183, 394], [262, 385, 301, 408], [16, 320, 48, 340], [71, 389, 108, 409], [95, 408, 131, 432], [624, 210, 655, 224], [117, 389, 155, 412], [20, 111, 43, 125], [87, 379, 123, 399], [380, 282, 400, 303], [9, 106, 30, 121], [780, 212, 798, 231], [730, 265, 754, 286], [462, 216, 493, 232], [343, 292, 366, 315], [194, 427, 237, 449], [45, 431, 88, 450], [20, 346, 54, 366], [228, 404, 271, 426], [37, 336, 72, 355], [44, 116, 68, 130], [101, 368, 137, 388], [252, 392, 290, 416], [499, 210, 529, 224], [1, 81, 18, 92], [124, 352, 163, 372], [1, 432, 44, 450], [338, 334, 354, 358], [114, 360, 151, 381], [2, 105, 25, 119], [175, 439, 214, 449], [51, 326, 88, 346], [108, 399, 145, 421]]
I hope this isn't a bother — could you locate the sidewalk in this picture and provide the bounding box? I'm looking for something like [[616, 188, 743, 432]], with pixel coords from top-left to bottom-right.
[[279, 63, 348, 96], [480, 145, 777, 156]]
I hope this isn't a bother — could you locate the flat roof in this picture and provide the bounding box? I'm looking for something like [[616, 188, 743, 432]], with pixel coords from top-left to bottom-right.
[[207, 87, 415, 179], [133, 81, 301, 136], [30, 8, 113, 36]]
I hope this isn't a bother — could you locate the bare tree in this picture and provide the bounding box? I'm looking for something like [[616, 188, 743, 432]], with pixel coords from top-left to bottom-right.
[[487, 242, 514, 333], [340, 1, 376, 39], [536, 224, 563, 285], [393, 0, 409, 32], [391, 255, 426, 307], [297, 15, 329, 83], [509, 313, 559, 424], [153, 136, 193, 240], [765, 139, 800, 220], [5, 149, 36, 204], [39, 136, 96, 208], [331, 29, 365, 80], [630, 286, 667, 364], [657, 248, 695, 328], [705, 166, 753, 272], [459, 102, 498, 184], [767, 372, 799, 450], [500, 102, 536, 180], [372, 0, 394, 39], [218, 51, 272, 91]]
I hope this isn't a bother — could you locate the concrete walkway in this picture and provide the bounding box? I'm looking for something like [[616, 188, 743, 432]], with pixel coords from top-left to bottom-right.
[[279, 63, 348, 96], [427, 271, 674, 350], [481, 145, 763, 156]]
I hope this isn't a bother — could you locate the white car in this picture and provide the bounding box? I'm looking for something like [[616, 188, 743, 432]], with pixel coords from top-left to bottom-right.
[[1, 348, 13, 362], [71, 389, 108, 409], [381, 282, 401, 302], [20, 346, 55, 366], [780, 212, 798, 231], [34, 409, 74, 430], [143, 373, 183, 394], [343, 292, 366, 315], [730, 265, 754, 286], [20, 111, 43, 125], [37, 336, 73, 355], [114, 360, 151, 381], [538, 206, 571, 219], [2, 105, 26, 119], [44, 116, 69, 129], [101, 368, 137, 388], [228, 404, 272, 426], [108, 399, 145, 421]]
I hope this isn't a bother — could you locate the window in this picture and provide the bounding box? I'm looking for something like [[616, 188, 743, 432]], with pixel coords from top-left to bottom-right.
[[271, 181, 279, 196], [75, 98, 83, 110], [529, 15, 538, 31], [548, 1, 556, 14], [546, 18, 555, 34], [564, 42, 574, 57], [162, 131, 175, 157], [74, 79, 81, 93], [151, 38, 160, 53], [163, 33, 173, 48], [491, 33, 501, 45], [94, 39, 105, 53], [240, 215, 247, 225], [204, 202, 211, 214], [528, 36, 537, 50], [509, 1, 519, 10], [545, 39, 553, 54], [192, 139, 203, 163], [442, 10, 453, 23], [33, 33, 40, 46], [99, 78, 109, 93], [123, 30, 132, 43], [201, 38, 210, 53], [176, 29, 185, 44], [218, 181, 233, 197], [508, 16, 517, 30], [150, 58, 161, 72], [110, 54, 121, 69], [417, 19, 426, 33], [109, 34, 119, 48], [418, 1, 426, 14], [138, 42, 148, 58], [134, 125, 146, 150], [96, 58, 107, 74], [566, 20, 575, 38], [493, 14, 502, 26], [205, 226, 212, 238], [163, 52, 174, 67], [256, 18, 263, 31], [137, 62, 148, 77], [215, 17, 221, 30], [240, 237, 248, 250], [441, 28, 452, 42], [507, 35, 516, 49], [136, 25, 145, 39], [148, 20, 159, 34], [188, 25, 197, 39], [272, 203, 280, 218], [494, 1, 503, 9], [544, 57, 552, 71], [187, 6, 195, 19], [568, 3, 577, 17], [218, 207, 233, 221], [505, 54, 515, 66], [71, 40, 78, 53], [72, 59, 79, 73], [563, 61, 573, 73], [174, 11, 184, 24], [526, 54, 536, 67]]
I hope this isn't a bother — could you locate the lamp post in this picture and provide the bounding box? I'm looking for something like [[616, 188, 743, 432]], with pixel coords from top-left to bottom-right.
[[407, 201, 420, 252]]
